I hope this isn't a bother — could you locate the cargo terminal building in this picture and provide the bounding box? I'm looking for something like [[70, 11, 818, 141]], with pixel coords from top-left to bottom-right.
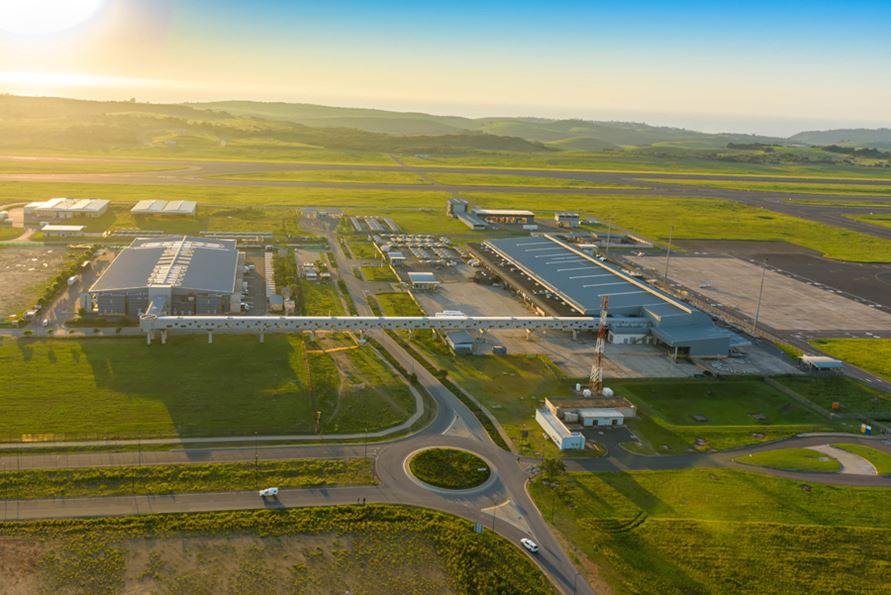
[[89, 236, 244, 317], [475, 235, 743, 358]]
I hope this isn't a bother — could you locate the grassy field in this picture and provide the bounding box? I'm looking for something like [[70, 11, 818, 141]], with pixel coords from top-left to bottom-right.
[[464, 192, 891, 262], [794, 198, 891, 207], [409, 448, 490, 489], [0, 459, 373, 499], [736, 447, 842, 472], [359, 265, 397, 282], [639, 177, 891, 196], [217, 168, 427, 184], [772, 375, 891, 415], [831, 443, 891, 475], [846, 212, 891, 229], [0, 334, 414, 441], [612, 377, 842, 453], [810, 338, 891, 382], [428, 172, 642, 189], [346, 240, 379, 259], [298, 279, 346, 316], [0, 160, 186, 174], [0, 226, 22, 240], [529, 468, 891, 594], [0, 505, 553, 594]]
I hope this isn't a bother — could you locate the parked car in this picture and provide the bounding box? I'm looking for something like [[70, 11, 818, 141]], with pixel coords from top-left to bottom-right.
[[520, 538, 539, 553], [41, 319, 49, 327], [259, 487, 279, 497]]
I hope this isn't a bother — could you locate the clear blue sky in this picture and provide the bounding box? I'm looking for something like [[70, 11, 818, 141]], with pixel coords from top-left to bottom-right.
[[1, 0, 890, 135]]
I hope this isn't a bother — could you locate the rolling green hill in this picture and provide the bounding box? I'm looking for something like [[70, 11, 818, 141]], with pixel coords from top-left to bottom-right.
[[789, 128, 891, 149]]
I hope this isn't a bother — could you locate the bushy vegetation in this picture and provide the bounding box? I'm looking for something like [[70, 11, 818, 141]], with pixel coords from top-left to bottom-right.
[[0, 458, 374, 499], [33, 245, 96, 311], [409, 448, 490, 490], [0, 505, 554, 594], [529, 468, 891, 594]]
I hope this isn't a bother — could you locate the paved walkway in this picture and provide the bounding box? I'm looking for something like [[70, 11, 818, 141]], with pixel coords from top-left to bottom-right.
[[807, 444, 878, 475]]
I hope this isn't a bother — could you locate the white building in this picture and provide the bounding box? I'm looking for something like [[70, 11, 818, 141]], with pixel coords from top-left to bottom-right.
[[535, 408, 586, 450], [40, 224, 85, 237], [24, 198, 109, 223], [131, 200, 198, 216]]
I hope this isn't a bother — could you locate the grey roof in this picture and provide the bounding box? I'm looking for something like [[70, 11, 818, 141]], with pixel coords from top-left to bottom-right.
[[485, 235, 689, 317], [90, 236, 239, 293], [801, 355, 844, 369], [407, 271, 438, 283], [445, 331, 474, 345]]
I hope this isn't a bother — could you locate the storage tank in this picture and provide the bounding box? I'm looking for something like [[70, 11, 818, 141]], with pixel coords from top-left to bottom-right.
[[575, 383, 582, 392], [582, 388, 592, 398], [602, 387, 615, 398]]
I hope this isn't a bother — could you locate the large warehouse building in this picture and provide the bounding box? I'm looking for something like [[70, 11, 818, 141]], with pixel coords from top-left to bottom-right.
[[89, 236, 244, 317], [478, 234, 742, 357], [131, 200, 198, 216], [24, 197, 109, 224]]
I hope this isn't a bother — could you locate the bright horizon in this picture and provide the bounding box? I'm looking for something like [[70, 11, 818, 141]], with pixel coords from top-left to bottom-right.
[[1, 0, 890, 137]]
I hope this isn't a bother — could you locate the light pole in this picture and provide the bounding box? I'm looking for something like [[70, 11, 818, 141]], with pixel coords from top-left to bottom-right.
[[663, 225, 674, 282], [752, 259, 768, 335]]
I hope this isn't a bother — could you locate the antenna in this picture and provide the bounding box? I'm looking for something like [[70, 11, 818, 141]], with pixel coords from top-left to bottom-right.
[[590, 295, 609, 395]]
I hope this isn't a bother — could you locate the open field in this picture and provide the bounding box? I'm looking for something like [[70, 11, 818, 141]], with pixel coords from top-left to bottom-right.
[[0, 334, 414, 441], [639, 177, 891, 196], [0, 505, 552, 594], [346, 240, 379, 259], [409, 448, 490, 490], [428, 172, 642, 189], [465, 192, 891, 262], [0, 160, 186, 174], [847, 213, 891, 229], [0, 226, 22, 240], [529, 468, 891, 594], [0, 246, 73, 321], [795, 198, 891, 207], [736, 448, 843, 472], [0, 459, 374, 499], [626, 255, 891, 331], [299, 279, 346, 316], [359, 265, 397, 282], [773, 376, 891, 416], [217, 168, 427, 184], [615, 377, 843, 453], [810, 338, 891, 382], [832, 443, 891, 475]]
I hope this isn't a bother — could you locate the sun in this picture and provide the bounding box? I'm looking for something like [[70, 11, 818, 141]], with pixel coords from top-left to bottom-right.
[[0, 0, 105, 36]]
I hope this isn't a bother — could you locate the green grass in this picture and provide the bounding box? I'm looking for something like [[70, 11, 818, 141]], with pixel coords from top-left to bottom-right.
[[0, 334, 414, 441], [428, 172, 642, 189], [0, 505, 553, 595], [0, 458, 373, 499], [298, 279, 346, 316], [0, 226, 23, 240], [831, 443, 891, 475], [464, 192, 891, 262], [794, 198, 891, 207], [528, 468, 891, 594], [614, 377, 840, 453], [346, 240, 379, 259], [374, 291, 424, 316], [359, 265, 397, 282], [639, 177, 891, 196], [736, 447, 842, 472], [217, 168, 427, 184], [810, 338, 891, 382], [846, 213, 891, 229], [772, 375, 891, 415], [409, 448, 490, 489]]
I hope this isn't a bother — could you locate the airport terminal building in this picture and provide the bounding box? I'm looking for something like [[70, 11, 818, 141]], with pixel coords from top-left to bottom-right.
[[89, 236, 244, 317], [475, 234, 743, 357]]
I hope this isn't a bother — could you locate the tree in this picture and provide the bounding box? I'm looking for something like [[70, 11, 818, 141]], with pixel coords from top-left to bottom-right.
[[540, 456, 566, 481]]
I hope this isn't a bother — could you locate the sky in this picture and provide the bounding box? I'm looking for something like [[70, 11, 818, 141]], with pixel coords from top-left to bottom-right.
[[0, 0, 890, 136]]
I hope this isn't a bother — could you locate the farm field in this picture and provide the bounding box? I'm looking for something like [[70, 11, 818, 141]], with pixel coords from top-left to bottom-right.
[[831, 443, 891, 475], [528, 468, 891, 594], [0, 459, 374, 499], [613, 377, 845, 453], [0, 506, 553, 594], [735, 447, 843, 472], [0, 334, 414, 441], [217, 168, 427, 184], [638, 177, 891, 196], [0, 246, 73, 322], [810, 338, 891, 382]]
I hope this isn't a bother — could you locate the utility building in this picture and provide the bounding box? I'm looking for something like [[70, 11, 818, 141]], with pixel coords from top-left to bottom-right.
[[89, 236, 244, 317]]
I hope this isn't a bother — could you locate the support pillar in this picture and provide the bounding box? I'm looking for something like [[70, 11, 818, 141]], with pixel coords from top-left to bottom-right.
[[571, 329, 578, 341], [161, 330, 167, 345], [208, 331, 213, 344], [146, 330, 153, 345], [525, 328, 533, 341], [259, 331, 264, 343], [407, 328, 413, 338]]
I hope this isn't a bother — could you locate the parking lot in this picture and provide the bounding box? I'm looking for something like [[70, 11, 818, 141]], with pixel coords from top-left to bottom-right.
[[628, 255, 891, 332]]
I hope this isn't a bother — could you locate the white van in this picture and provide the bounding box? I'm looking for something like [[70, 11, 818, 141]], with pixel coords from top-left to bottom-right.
[[259, 487, 279, 497]]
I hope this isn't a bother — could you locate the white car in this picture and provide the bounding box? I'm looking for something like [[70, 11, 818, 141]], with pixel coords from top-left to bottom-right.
[[41, 319, 49, 327], [259, 487, 279, 497], [520, 538, 539, 553]]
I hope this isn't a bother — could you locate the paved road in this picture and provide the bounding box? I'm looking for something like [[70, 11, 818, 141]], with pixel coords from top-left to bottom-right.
[[1, 155, 890, 241]]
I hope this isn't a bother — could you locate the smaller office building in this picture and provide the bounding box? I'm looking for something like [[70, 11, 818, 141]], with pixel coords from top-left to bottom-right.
[[131, 200, 198, 216], [24, 198, 109, 224], [474, 209, 535, 226], [407, 271, 440, 290], [535, 408, 586, 450], [444, 330, 475, 355], [545, 396, 636, 427], [554, 212, 581, 228], [40, 224, 85, 237]]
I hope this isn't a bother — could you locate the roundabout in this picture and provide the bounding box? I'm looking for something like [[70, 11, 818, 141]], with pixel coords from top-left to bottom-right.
[[405, 447, 495, 493]]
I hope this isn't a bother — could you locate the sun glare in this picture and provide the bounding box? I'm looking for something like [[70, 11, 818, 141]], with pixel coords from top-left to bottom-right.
[[0, 0, 105, 36]]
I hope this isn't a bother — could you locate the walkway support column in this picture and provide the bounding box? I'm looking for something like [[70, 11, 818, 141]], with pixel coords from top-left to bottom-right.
[[146, 330, 153, 345], [259, 331, 264, 343], [525, 328, 533, 341], [208, 330, 213, 344], [161, 330, 167, 345]]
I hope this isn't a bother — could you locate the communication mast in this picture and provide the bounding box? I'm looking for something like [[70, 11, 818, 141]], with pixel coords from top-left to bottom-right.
[[589, 295, 609, 395]]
